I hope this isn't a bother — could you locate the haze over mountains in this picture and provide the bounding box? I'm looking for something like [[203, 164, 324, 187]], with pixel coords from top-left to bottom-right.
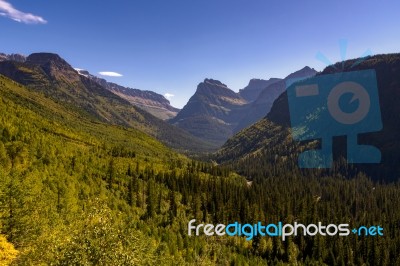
[[0, 53, 26, 63], [0, 52, 318, 150], [4, 50, 399, 182], [4, 51, 399, 265], [238, 78, 281, 102], [170, 79, 248, 145], [1, 51, 400, 265], [171, 67, 317, 145], [234, 66, 317, 132], [0, 53, 179, 121], [217, 53, 400, 181], [0, 52, 212, 152], [75, 69, 180, 120]]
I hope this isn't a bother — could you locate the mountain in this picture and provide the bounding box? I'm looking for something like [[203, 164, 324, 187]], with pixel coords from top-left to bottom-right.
[[257, 66, 317, 112], [2, 66, 400, 266], [234, 66, 317, 132], [0, 52, 215, 153], [239, 78, 281, 102], [170, 79, 248, 146], [0, 53, 26, 63], [216, 53, 400, 182], [171, 68, 315, 146], [75, 69, 179, 120], [2, 54, 400, 266], [0, 72, 250, 264]]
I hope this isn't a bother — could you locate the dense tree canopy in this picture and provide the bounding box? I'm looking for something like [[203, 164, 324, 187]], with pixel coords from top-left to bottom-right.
[[1, 73, 400, 265]]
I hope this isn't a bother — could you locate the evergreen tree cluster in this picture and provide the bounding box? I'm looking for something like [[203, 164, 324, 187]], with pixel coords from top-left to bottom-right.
[[0, 74, 399, 265]]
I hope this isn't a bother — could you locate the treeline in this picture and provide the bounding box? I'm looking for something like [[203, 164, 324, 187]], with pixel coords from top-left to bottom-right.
[[1, 73, 400, 265], [0, 75, 266, 265]]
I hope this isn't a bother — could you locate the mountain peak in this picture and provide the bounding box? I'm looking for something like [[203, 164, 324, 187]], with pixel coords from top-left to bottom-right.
[[301, 66, 313, 71], [75, 68, 90, 77], [0, 53, 26, 63], [239, 77, 282, 102], [286, 66, 317, 79], [75, 68, 179, 120], [247, 78, 281, 89], [203, 78, 228, 88], [170, 79, 247, 145], [25, 53, 78, 82], [27, 53, 71, 68], [195, 79, 240, 99]]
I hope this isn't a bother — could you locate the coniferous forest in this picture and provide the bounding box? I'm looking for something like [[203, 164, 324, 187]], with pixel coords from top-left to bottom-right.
[[3, 0, 400, 264], [1, 53, 400, 266]]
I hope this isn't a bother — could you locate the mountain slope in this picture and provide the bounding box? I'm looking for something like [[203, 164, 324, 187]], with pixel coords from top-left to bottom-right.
[[0, 73, 252, 264], [0, 53, 214, 153], [171, 68, 315, 146], [170, 79, 248, 146], [76, 69, 179, 120], [2, 62, 400, 265], [234, 66, 317, 132], [239, 78, 281, 102], [0, 53, 26, 62], [217, 53, 400, 181], [0, 73, 175, 160]]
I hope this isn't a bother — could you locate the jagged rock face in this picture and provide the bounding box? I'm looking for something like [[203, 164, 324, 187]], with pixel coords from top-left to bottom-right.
[[0, 53, 26, 62], [170, 68, 316, 146], [0, 52, 214, 152], [234, 66, 317, 132], [170, 79, 248, 145], [218, 54, 400, 181], [175, 79, 247, 122], [27, 53, 81, 83], [98, 83, 180, 120], [26, 53, 64, 65], [239, 78, 281, 102], [75, 69, 179, 120]]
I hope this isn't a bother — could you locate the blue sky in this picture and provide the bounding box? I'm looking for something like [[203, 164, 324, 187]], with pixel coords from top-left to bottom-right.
[[1, 0, 400, 108]]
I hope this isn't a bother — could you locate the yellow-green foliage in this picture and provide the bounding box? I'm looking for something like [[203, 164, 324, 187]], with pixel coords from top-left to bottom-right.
[[2, 73, 399, 265], [0, 74, 255, 265], [0, 234, 18, 266]]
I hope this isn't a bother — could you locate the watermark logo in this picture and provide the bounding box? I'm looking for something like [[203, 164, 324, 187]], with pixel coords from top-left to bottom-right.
[[188, 219, 384, 241], [286, 41, 382, 168]]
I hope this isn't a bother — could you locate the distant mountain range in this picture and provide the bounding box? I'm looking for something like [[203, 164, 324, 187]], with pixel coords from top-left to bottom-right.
[[216, 53, 400, 181], [170, 67, 316, 146], [239, 78, 281, 102], [0, 52, 213, 152], [234, 66, 317, 132], [75, 69, 179, 120], [0, 52, 317, 148], [0, 53, 26, 63], [0, 53, 179, 121], [170, 79, 248, 145], [2, 51, 400, 181]]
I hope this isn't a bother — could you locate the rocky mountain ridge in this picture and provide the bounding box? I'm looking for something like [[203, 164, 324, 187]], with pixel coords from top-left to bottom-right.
[[171, 67, 316, 145], [0, 52, 214, 152], [0, 53, 26, 62], [217, 54, 400, 181], [170, 79, 248, 145], [239, 77, 281, 102], [75, 69, 179, 120], [234, 66, 317, 132]]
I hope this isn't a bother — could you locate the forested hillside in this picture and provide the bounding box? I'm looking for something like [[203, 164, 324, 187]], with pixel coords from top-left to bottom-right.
[[0, 53, 215, 153], [2, 64, 400, 265], [0, 74, 267, 264], [218, 53, 400, 182]]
